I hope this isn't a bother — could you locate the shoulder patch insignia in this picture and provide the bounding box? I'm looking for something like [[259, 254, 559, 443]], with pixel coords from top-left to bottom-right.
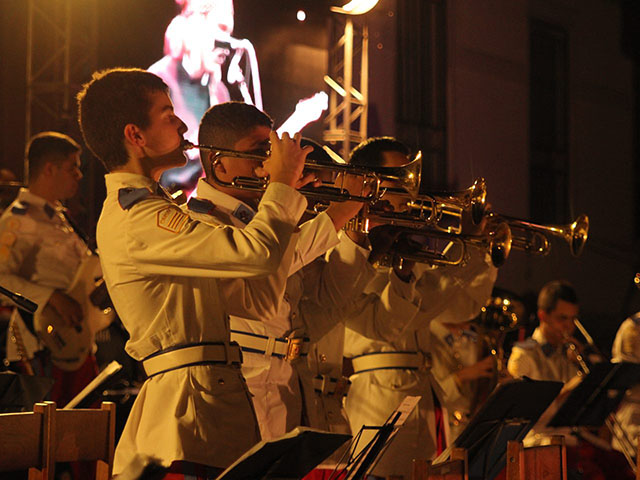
[[232, 204, 255, 225], [157, 207, 189, 233], [118, 187, 153, 210]]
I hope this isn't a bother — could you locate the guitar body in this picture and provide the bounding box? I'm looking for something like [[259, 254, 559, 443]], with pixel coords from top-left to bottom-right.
[[34, 254, 115, 371]]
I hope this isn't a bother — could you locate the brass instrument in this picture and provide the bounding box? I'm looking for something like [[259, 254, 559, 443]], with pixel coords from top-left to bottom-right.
[[422, 177, 488, 225], [472, 293, 526, 411], [487, 213, 589, 257], [183, 141, 422, 202], [373, 221, 512, 268], [345, 177, 489, 236]]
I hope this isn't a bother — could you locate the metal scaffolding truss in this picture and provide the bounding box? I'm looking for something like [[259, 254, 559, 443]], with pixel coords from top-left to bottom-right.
[[25, 0, 97, 178], [323, 15, 369, 162]]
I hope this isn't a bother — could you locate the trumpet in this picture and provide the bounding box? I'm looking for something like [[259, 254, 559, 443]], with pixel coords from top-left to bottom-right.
[[421, 177, 488, 225], [376, 221, 512, 268], [345, 177, 489, 235], [487, 213, 589, 257], [183, 141, 422, 202]]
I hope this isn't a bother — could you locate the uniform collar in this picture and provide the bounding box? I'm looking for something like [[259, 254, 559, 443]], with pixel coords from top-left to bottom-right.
[[193, 178, 256, 227], [17, 188, 64, 218], [532, 327, 560, 357], [105, 172, 156, 193]]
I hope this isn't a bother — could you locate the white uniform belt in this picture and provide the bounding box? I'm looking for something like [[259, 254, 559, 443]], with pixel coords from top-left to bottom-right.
[[351, 351, 427, 374], [313, 375, 351, 397], [143, 342, 242, 377], [230, 329, 309, 361]]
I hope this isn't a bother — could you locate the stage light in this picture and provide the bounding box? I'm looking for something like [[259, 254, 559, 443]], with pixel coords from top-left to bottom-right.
[[297, 10, 306, 22], [330, 0, 379, 15]]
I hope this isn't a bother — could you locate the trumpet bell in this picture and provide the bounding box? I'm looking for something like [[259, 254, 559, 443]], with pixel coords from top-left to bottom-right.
[[488, 222, 512, 268], [569, 214, 589, 257]]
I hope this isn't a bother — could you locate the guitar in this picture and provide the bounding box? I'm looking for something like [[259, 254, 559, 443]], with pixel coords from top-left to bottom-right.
[[276, 92, 329, 137], [34, 254, 115, 371]]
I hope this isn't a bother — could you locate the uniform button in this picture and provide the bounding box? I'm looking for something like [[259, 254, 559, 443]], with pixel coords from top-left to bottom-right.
[[218, 378, 225, 385], [320, 354, 327, 362]]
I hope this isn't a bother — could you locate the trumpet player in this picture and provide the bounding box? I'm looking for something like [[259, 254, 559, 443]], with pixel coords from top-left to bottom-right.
[[77, 69, 312, 476], [507, 280, 636, 479], [188, 101, 375, 443], [507, 280, 580, 383], [341, 137, 498, 480]]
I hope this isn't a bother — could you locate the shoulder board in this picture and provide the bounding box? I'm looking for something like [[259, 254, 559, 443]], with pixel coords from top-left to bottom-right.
[[187, 197, 217, 215], [10, 201, 30, 215], [513, 338, 538, 350], [118, 187, 153, 210]]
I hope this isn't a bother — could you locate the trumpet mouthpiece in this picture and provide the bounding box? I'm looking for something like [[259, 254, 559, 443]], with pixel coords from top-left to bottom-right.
[[182, 140, 196, 150]]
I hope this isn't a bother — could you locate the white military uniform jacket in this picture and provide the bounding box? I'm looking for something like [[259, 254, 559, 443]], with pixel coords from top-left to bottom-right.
[[507, 327, 580, 446], [429, 320, 482, 441], [99, 173, 306, 474], [507, 328, 579, 383], [611, 314, 640, 453], [343, 247, 497, 479], [188, 178, 372, 440], [0, 189, 88, 360]]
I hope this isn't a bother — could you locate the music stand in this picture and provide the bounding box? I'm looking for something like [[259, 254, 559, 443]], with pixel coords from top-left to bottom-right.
[[442, 378, 563, 480], [547, 361, 640, 429], [215, 427, 351, 480], [0, 370, 54, 412]]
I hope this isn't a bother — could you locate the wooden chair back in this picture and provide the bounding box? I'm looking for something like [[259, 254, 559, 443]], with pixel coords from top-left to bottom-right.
[[506, 436, 567, 480], [418, 448, 468, 480], [53, 401, 116, 480], [0, 402, 55, 480]]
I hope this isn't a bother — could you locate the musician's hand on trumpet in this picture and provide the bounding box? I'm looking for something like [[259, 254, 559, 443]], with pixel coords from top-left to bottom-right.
[[323, 171, 373, 232], [257, 132, 313, 189]]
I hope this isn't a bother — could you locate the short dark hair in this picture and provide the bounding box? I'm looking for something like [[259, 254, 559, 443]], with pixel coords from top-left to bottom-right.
[[77, 68, 169, 171], [198, 102, 273, 177], [349, 136, 410, 167], [26, 131, 81, 181], [537, 280, 578, 313]]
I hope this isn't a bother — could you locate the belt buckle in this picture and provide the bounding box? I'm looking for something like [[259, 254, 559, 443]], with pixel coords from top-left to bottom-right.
[[285, 337, 303, 361]]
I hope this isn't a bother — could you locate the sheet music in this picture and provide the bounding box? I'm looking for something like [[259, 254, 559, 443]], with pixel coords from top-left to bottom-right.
[[63, 360, 122, 409]]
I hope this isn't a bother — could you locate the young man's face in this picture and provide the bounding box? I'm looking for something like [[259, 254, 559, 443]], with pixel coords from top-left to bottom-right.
[[139, 91, 188, 171], [538, 299, 579, 346], [211, 124, 270, 204], [51, 152, 82, 201]]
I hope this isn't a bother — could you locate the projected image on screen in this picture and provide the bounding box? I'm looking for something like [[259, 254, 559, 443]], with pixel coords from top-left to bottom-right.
[[149, 0, 263, 194]]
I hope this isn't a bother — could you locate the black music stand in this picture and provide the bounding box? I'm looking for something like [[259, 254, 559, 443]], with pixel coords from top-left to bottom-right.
[[547, 361, 640, 429], [215, 427, 351, 480], [446, 378, 563, 480], [0, 370, 54, 412]]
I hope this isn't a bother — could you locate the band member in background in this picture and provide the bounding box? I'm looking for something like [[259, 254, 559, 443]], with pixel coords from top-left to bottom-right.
[[341, 137, 498, 480], [188, 101, 373, 441], [508, 280, 634, 480], [430, 290, 523, 441], [611, 311, 640, 456], [77, 67, 309, 477], [507, 280, 580, 383], [0, 131, 98, 406]]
